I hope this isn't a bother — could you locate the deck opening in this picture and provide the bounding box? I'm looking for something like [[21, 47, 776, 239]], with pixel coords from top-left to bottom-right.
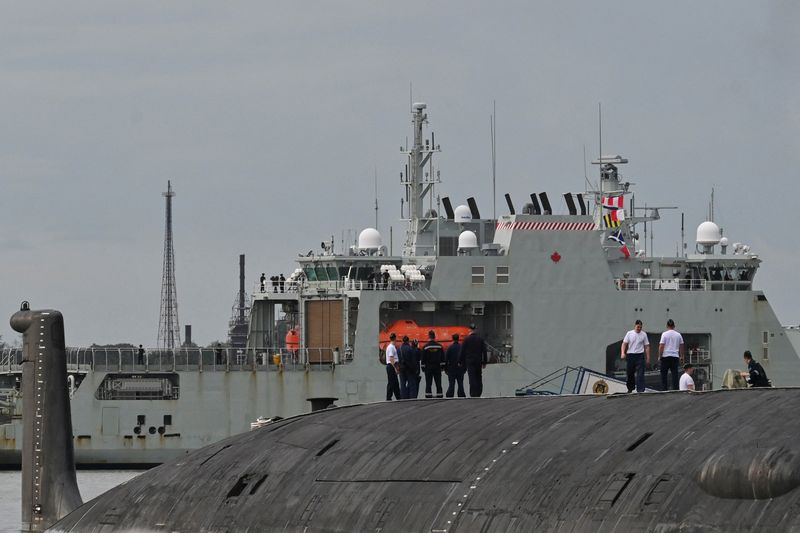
[[226, 474, 252, 498], [626, 432, 653, 451], [316, 438, 340, 457], [249, 474, 268, 495], [596, 472, 636, 508]]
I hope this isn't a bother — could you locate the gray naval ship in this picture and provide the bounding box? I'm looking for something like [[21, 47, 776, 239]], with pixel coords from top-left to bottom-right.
[[2, 102, 799, 466]]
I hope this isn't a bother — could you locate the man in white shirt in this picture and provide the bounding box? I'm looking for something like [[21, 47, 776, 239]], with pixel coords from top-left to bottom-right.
[[679, 363, 695, 391], [621, 319, 650, 393], [385, 333, 401, 400], [659, 319, 685, 391]]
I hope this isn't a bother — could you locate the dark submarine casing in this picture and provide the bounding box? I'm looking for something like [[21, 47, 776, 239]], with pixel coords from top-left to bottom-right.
[[51, 389, 800, 532], [12, 307, 82, 531]]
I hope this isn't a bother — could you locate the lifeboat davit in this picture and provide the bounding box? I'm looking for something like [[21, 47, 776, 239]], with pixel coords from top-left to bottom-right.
[[379, 320, 472, 351]]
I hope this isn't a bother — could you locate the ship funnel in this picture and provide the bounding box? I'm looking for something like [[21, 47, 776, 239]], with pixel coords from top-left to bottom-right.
[[12, 304, 83, 531]]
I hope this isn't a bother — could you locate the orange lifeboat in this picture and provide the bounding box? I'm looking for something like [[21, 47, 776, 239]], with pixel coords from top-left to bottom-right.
[[379, 320, 471, 351]]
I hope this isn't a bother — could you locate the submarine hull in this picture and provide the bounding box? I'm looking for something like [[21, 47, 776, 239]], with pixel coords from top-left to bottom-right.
[[52, 390, 800, 532]]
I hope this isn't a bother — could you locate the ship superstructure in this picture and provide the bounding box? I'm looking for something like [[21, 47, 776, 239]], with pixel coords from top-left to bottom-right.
[[1, 103, 798, 466]]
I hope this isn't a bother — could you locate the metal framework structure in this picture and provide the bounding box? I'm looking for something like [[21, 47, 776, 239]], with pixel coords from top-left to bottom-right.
[[157, 180, 181, 349]]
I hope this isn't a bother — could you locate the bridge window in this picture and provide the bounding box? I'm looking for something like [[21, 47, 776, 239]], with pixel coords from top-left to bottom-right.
[[496, 266, 509, 284], [471, 266, 485, 284]]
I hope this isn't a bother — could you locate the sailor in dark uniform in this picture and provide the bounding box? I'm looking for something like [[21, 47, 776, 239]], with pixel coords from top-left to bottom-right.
[[398, 336, 419, 399], [422, 330, 445, 398], [741, 350, 770, 387], [445, 333, 465, 398], [460, 324, 488, 397]]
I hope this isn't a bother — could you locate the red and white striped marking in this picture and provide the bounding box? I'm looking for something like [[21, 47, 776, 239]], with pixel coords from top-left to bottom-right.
[[496, 221, 597, 231]]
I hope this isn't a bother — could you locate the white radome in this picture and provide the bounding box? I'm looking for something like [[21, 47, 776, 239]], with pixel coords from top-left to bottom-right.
[[454, 205, 472, 222], [696, 221, 722, 246], [458, 230, 478, 249], [358, 228, 382, 249]]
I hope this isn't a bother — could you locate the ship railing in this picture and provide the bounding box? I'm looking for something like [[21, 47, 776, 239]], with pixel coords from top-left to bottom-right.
[[615, 278, 754, 291], [342, 278, 430, 291], [0, 346, 357, 374], [486, 343, 513, 364], [0, 348, 22, 373]]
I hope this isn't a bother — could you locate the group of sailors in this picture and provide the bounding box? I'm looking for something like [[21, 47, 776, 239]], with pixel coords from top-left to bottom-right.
[[260, 273, 286, 293], [384, 325, 488, 401], [621, 318, 770, 393]]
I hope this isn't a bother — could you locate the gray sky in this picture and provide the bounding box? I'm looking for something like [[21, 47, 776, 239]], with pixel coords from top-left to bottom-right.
[[1, 1, 798, 347]]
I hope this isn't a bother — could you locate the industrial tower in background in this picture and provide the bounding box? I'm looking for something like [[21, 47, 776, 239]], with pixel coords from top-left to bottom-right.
[[157, 180, 181, 349]]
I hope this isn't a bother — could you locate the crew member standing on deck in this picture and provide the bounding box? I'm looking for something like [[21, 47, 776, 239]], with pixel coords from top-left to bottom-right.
[[740, 350, 771, 387], [679, 363, 695, 390], [621, 319, 650, 393], [658, 319, 685, 390], [422, 330, 445, 398], [460, 324, 488, 397], [445, 333, 465, 398], [385, 333, 401, 401], [398, 336, 419, 399]]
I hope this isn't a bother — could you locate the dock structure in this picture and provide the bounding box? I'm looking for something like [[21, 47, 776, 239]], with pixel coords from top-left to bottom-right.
[[52, 389, 800, 532]]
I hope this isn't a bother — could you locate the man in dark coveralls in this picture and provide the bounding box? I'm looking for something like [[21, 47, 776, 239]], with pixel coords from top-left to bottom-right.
[[460, 324, 488, 397], [398, 336, 420, 399], [422, 330, 445, 398], [445, 333, 465, 398]]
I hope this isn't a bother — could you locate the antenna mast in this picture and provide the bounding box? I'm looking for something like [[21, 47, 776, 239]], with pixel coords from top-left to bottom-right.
[[374, 166, 379, 229], [157, 180, 181, 349], [491, 100, 497, 220]]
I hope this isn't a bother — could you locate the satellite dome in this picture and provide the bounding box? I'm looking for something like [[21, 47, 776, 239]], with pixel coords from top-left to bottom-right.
[[358, 228, 382, 249], [454, 205, 472, 223], [719, 237, 729, 247], [458, 230, 478, 249], [696, 221, 721, 246]]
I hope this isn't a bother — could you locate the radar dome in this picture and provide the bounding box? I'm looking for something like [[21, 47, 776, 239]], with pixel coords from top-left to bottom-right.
[[719, 237, 729, 247], [454, 205, 472, 223], [358, 228, 382, 249], [696, 221, 721, 246], [458, 230, 478, 250]]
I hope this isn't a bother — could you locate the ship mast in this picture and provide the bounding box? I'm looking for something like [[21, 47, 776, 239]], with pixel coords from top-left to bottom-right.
[[157, 180, 181, 349], [402, 102, 441, 256]]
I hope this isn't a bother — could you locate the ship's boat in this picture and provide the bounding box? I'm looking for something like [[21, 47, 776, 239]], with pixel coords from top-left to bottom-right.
[[379, 320, 472, 351]]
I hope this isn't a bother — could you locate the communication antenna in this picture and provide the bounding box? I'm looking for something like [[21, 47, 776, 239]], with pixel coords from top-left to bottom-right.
[[490, 100, 497, 220], [157, 180, 181, 349], [681, 212, 686, 257], [374, 166, 379, 230], [598, 103, 602, 180], [710, 186, 715, 222]]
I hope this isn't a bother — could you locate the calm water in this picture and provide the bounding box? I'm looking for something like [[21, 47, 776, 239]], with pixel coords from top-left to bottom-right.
[[0, 470, 142, 533]]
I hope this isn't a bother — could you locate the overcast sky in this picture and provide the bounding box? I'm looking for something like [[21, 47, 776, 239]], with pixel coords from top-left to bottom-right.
[[1, 1, 798, 347]]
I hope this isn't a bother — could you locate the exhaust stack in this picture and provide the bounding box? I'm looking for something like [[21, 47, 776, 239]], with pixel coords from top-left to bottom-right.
[[11, 302, 82, 531]]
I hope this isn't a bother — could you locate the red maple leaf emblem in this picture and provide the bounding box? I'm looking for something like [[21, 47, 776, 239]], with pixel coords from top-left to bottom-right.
[[551, 251, 561, 263]]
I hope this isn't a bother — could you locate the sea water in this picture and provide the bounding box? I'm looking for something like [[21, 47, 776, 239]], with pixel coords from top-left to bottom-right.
[[0, 470, 141, 533]]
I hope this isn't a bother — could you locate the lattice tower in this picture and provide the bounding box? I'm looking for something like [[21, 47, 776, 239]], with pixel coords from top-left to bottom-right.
[[157, 180, 181, 349]]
